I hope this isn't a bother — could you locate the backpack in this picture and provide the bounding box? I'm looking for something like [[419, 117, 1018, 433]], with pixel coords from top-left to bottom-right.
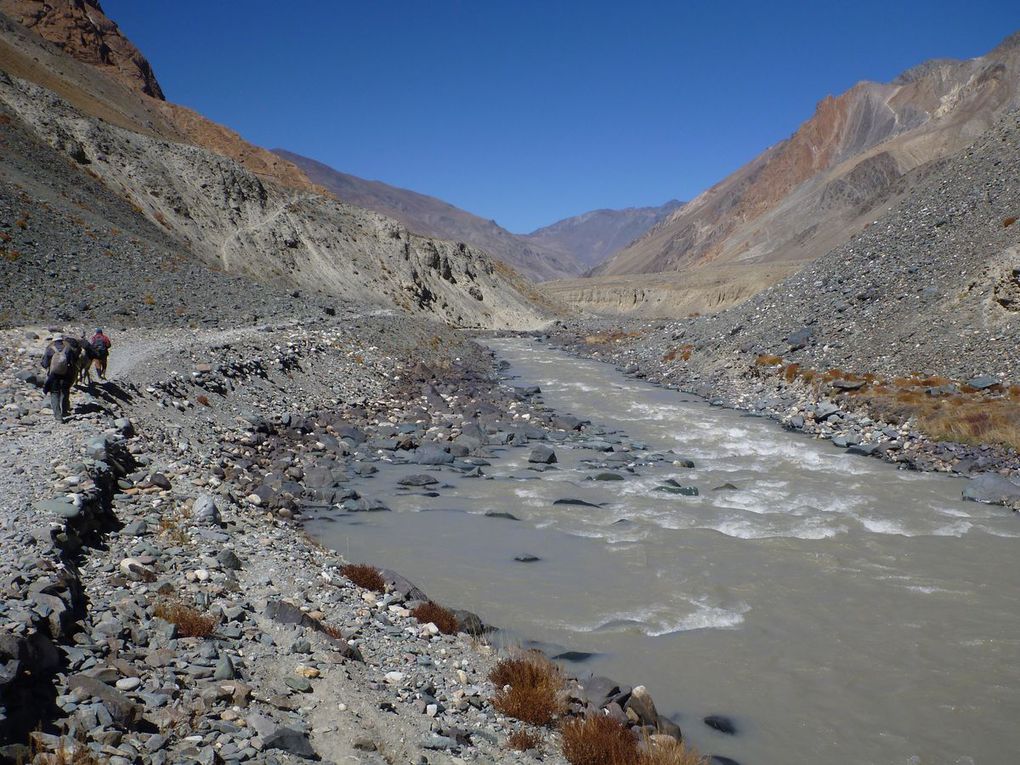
[[48, 344, 74, 376]]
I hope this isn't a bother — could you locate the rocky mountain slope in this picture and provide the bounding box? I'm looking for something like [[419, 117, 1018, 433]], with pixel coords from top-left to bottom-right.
[[523, 199, 683, 271], [0, 4, 552, 330], [0, 0, 317, 192], [592, 32, 1020, 296], [274, 149, 586, 282], [588, 108, 1020, 383]]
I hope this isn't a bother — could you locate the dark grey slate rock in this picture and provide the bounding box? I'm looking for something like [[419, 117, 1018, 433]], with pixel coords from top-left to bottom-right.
[[967, 375, 999, 390], [962, 474, 1020, 505], [528, 445, 557, 464], [484, 511, 520, 521], [398, 474, 439, 487], [704, 714, 738, 735], [415, 446, 455, 465]]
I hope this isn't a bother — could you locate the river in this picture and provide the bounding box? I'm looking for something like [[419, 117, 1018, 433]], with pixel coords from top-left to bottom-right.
[[306, 338, 1020, 765]]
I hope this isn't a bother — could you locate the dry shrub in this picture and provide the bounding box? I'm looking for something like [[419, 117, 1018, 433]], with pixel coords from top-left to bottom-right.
[[782, 363, 800, 381], [1009, 385, 1020, 401], [1004, 216, 1018, 228], [754, 354, 782, 366], [195, 394, 210, 407], [641, 738, 708, 765], [153, 211, 169, 227], [317, 620, 345, 641], [585, 331, 641, 345], [21, 732, 104, 765], [507, 729, 543, 751], [143, 293, 155, 306], [490, 651, 566, 726], [800, 369, 817, 384], [561, 715, 637, 765], [822, 368, 846, 382], [664, 345, 694, 362], [411, 601, 459, 634], [918, 399, 1020, 451], [153, 600, 216, 638], [341, 563, 386, 592]]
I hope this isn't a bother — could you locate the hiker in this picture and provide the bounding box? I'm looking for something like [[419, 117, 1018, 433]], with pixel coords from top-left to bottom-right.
[[40, 335, 95, 422], [90, 327, 112, 379]]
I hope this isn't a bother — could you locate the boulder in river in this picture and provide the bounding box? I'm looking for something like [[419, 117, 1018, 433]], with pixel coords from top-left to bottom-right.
[[514, 554, 541, 563], [704, 714, 738, 735], [962, 473, 1020, 506], [593, 472, 624, 481], [528, 445, 557, 464], [553, 498, 600, 507], [484, 511, 520, 521], [398, 474, 439, 487]]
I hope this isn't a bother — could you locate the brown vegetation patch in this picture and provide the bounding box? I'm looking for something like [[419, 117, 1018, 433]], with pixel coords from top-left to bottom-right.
[[754, 354, 783, 366], [341, 563, 386, 592], [585, 331, 641, 345], [1004, 216, 1018, 228], [411, 601, 460, 634], [490, 651, 566, 726], [561, 715, 638, 765], [195, 394, 210, 407], [664, 344, 694, 362], [507, 729, 543, 751], [153, 600, 216, 638]]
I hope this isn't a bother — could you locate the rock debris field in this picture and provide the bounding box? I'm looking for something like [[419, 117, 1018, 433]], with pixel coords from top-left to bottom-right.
[[0, 311, 713, 765]]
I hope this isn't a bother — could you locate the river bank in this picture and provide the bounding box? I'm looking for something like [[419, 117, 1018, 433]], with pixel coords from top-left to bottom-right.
[[0, 315, 707, 765], [541, 318, 1020, 505]]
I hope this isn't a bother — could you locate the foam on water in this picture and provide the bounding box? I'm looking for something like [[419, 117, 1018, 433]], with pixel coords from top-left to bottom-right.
[[549, 598, 750, 637]]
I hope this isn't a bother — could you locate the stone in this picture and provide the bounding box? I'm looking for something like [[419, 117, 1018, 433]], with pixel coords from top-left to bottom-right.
[[528, 445, 557, 464], [484, 511, 519, 521], [398, 474, 439, 487], [625, 685, 658, 727], [967, 375, 1000, 390], [68, 674, 141, 728], [149, 473, 172, 490], [832, 379, 865, 390], [415, 446, 454, 465], [192, 494, 221, 525], [786, 326, 813, 349], [704, 714, 738, 735], [814, 403, 840, 421], [115, 677, 141, 692], [216, 549, 242, 571], [514, 554, 541, 563], [34, 498, 79, 519], [285, 676, 312, 693], [594, 472, 623, 481], [962, 473, 1020, 505], [553, 498, 600, 507]]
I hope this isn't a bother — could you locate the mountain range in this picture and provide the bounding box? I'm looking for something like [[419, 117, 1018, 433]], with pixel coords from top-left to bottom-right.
[[273, 149, 680, 281], [574, 31, 1020, 315]]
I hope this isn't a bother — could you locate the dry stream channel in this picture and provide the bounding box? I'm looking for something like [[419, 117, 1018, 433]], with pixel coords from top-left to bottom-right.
[[307, 339, 1020, 765]]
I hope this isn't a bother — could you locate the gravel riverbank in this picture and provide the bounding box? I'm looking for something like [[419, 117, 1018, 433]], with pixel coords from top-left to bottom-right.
[[0, 313, 705, 765]]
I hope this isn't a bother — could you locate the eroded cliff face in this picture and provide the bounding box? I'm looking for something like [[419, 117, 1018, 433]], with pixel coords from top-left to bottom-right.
[[0, 69, 551, 329], [595, 34, 1020, 281], [0, 0, 164, 98]]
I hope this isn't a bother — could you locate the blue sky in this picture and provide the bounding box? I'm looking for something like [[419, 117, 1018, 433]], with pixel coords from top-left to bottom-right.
[[104, 0, 1018, 233]]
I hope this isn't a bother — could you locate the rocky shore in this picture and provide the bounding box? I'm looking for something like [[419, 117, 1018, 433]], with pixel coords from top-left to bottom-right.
[[0, 313, 708, 765], [541, 320, 1020, 510]]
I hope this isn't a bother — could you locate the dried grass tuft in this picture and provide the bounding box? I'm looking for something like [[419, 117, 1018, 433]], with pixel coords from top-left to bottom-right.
[[490, 651, 566, 726], [507, 729, 543, 751], [411, 601, 460, 634], [561, 715, 638, 765], [152, 600, 216, 638], [341, 563, 386, 592]]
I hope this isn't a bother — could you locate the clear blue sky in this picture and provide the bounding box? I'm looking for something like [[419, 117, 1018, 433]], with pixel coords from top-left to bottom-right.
[[104, 0, 1018, 233]]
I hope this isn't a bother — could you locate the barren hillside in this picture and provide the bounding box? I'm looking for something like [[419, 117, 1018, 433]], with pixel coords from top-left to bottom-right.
[[594, 32, 1020, 292]]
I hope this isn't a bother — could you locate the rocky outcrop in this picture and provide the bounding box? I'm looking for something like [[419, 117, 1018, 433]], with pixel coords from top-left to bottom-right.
[[593, 32, 1020, 311], [0, 0, 164, 98], [0, 70, 552, 329]]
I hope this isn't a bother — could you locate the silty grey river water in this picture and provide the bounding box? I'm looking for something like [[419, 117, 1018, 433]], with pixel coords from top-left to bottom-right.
[[306, 338, 1020, 765]]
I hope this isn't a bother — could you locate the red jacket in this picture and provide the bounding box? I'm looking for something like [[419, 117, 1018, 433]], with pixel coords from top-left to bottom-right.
[[91, 332, 111, 351]]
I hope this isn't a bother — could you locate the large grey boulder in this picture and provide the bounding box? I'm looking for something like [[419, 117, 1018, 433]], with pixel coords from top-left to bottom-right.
[[528, 445, 557, 464], [192, 494, 221, 525], [962, 473, 1020, 506], [415, 446, 455, 465]]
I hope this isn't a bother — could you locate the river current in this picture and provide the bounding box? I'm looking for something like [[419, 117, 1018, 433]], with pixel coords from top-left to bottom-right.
[[307, 339, 1020, 765]]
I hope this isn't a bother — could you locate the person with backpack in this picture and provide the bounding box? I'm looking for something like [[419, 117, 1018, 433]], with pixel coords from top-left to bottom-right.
[[90, 327, 112, 379], [40, 335, 95, 422]]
